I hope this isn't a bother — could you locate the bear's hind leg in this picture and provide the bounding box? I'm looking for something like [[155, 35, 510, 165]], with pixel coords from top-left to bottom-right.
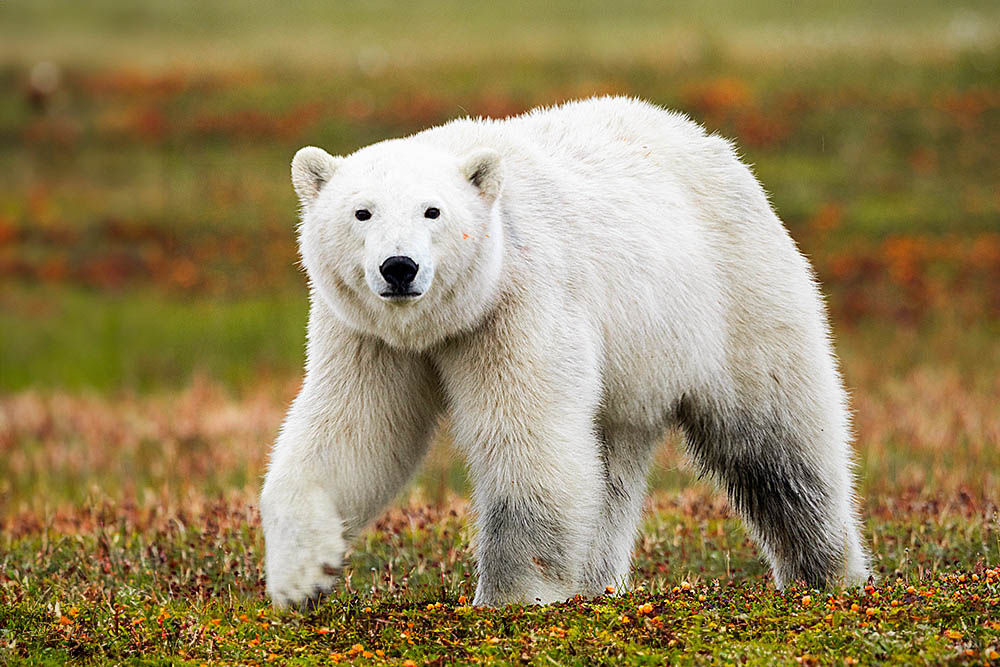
[[675, 394, 869, 590]]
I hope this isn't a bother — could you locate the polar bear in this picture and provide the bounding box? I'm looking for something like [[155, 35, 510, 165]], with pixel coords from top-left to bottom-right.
[[260, 96, 870, 609]]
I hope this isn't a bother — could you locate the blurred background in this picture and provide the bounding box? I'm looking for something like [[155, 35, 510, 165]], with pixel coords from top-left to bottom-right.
[[1, 1, 998, 521]]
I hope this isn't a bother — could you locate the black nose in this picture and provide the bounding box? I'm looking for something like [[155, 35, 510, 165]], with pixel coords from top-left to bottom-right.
[[379, 256, 419, 290]]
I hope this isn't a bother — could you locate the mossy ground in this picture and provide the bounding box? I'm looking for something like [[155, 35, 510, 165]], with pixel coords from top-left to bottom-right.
[[2, 498, 999, 665]]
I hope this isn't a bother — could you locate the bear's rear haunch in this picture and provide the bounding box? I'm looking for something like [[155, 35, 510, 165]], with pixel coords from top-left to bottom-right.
[[260, 96, 870, 609]]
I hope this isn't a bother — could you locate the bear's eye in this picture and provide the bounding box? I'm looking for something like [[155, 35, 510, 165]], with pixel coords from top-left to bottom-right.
[[424, 207, 440, 219], [354, 209, 372, 221]]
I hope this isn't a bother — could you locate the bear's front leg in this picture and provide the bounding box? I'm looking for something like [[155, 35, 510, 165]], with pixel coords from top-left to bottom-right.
[[261, 309, 441, 609], [436, 298, 605, 606], [260, 460, 349, 609]]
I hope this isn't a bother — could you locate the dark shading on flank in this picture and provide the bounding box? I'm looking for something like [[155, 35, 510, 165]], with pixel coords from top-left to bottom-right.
[[674, 393, 843, 588]]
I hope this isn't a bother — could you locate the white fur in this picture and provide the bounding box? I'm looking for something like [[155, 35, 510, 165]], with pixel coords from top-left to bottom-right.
[[262, 97, 870, 609]]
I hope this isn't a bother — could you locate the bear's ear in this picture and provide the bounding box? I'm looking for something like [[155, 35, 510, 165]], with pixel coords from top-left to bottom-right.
[[460, 149, 503, 202], [291, 146, 343, 207]]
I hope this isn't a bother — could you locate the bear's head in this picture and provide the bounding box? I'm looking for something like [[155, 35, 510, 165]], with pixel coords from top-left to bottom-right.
[[291, 139, 505, 351]]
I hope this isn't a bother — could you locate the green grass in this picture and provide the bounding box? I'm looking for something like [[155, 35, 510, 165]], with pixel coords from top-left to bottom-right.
[[0, 287, 308, 392], [2, 502, 998, 665], [3, 0, 999, 69]]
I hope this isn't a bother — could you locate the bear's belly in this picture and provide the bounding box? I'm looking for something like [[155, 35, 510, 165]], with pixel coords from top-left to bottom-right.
[[595, 296, 728, 432]]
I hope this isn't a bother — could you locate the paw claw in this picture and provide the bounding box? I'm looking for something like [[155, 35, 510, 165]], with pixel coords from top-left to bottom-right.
[[300, 586, 329, 612], [262, 502, 347, 611]]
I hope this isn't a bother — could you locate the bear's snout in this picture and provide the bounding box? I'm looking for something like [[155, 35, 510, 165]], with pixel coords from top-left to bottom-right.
[[379, 256, 420, 295]]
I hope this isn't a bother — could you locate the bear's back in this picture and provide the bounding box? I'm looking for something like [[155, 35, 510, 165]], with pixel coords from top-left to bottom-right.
[[417, 97, 761, 236], [418, 97, 717, 183], [511, 96, 705, 160]]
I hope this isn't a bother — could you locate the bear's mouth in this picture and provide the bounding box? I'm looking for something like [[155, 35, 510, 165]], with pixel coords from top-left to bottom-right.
[[380, 291, 422, 300]]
